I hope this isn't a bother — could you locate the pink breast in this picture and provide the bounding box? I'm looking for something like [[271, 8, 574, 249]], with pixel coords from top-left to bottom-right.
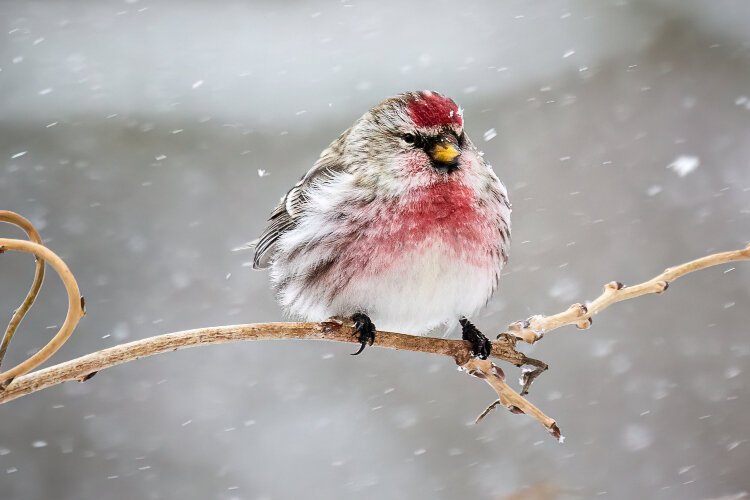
[[337, 181, 494, 275]]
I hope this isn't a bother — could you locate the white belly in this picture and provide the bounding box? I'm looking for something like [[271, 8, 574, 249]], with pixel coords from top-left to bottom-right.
[[328, 242, 498, 334]]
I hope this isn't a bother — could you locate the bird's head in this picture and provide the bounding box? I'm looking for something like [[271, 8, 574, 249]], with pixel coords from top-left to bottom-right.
[[343, 91, 485, 193]]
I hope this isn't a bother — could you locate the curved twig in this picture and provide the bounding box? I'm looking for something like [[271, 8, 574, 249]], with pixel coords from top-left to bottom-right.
[[0, 211, 45, 369], [0, 238, 85, 385]]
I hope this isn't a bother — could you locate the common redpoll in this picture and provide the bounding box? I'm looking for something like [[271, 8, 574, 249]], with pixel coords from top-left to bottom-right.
[[252, 91, 511, 357]]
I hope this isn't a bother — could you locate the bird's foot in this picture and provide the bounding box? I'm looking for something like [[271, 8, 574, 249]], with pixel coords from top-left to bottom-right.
[[351, 312, 376, 356], [460, 317, 491, 359]]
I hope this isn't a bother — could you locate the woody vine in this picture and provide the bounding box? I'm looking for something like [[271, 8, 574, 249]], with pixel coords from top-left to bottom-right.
[[1, 209, 748, 441]]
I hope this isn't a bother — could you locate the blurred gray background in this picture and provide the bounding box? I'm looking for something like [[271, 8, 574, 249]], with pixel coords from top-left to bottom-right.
[[1, 0, 750, 499]]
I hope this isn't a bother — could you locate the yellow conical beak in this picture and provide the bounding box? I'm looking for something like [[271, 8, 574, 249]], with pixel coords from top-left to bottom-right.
[[430, 142, 461, 164]]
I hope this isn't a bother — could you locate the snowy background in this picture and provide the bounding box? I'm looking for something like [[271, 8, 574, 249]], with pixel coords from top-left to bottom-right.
[[1, 0, 750, 498]]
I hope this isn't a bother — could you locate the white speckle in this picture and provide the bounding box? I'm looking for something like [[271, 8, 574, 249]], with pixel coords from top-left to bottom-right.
[[257, 169, 269, 177], [46, 122, 58, 128], [667, 155, 700, 177], [590, 339, 615, 358], [621, 424, 653, 451], [725, 366, 741, 379], [646, 185, 662, 196], [727, 440, 745, 451], [547, 277, 580, 302], [155, 154, 167, 161], [383, 387, 395, 394], [321, 353, 334, 359], [11, 151, 27, 159], [563, 49, 576, 58], [559, 156, 571, 161], [295, 110, 306, 116], [547, 391, 562, 401], [463, 85, 478, 94], [413, 448, 427, 456], [610, 354, 632, 375], [678, 465, 695, 475], [225, 273, 231, 280], [6, 467, 17, 474], [12, 56, 23, 64], [171, 129, 183, 134], [33, 37, 44, 45], [38, 88, 52, 95], [724, 302, 736, 309], [181, 419, 192, 427], [32, 440, 48, 448], [724, 267, 736, 274], [101, 334, 110, 339], [192, 80, 204, 89], [0, 448, 9, 456], [112, 322, 130, 340], [483, 128, 497, 142]]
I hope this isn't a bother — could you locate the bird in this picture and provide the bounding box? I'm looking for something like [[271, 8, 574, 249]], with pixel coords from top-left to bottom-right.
[[251, 91, 511, 358]]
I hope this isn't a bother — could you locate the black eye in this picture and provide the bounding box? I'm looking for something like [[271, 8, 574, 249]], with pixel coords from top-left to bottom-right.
[[402, 133, 416, 144]]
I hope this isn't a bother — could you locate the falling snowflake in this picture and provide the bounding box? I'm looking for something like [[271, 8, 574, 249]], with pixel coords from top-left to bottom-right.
[[667, 155, 700, 177]]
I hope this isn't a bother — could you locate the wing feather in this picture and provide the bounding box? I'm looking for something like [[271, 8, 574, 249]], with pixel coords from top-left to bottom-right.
[[251, 138, 349, 269]]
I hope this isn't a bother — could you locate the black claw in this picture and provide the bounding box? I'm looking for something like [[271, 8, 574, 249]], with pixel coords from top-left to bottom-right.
[[460, 317, 492, 359], [350, 313, 376, 356]]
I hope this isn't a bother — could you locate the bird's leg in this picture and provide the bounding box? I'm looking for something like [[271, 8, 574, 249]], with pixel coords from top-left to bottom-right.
[[459, 317, 491, 359], [350, 312, 376, 356]]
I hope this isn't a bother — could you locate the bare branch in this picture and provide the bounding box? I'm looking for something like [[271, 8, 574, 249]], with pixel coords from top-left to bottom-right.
[[463, 358, 562, 441], [0, 322, 498, 401], [505, 244, 750, 344], [1, 210, 748, 440]]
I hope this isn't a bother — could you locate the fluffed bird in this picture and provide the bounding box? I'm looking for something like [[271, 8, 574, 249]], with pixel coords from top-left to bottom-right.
[[251, 91, 511, 357]]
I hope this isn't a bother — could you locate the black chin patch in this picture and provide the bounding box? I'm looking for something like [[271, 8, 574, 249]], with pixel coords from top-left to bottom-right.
[[432, 160, 460, 174]]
